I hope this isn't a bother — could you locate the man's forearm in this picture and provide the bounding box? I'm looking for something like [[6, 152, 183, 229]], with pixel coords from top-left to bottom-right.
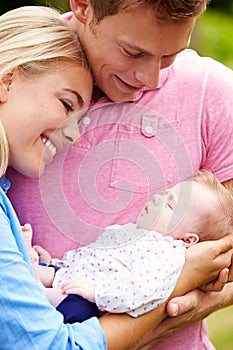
[[99, 303, 167, 350]]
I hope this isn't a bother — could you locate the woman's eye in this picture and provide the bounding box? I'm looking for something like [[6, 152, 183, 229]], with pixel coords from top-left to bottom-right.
[[61, 100, 73, 112]]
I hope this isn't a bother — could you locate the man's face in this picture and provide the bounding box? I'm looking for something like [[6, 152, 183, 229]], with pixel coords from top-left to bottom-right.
[[72, 4, 196, 102]]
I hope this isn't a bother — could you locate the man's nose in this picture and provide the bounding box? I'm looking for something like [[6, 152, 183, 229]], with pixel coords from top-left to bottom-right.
[[134, 60, 161, 89]]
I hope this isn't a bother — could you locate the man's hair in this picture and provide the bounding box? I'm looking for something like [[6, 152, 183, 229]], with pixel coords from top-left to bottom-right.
[[89, 0, 210, 23], [194, 170, 233, 240]]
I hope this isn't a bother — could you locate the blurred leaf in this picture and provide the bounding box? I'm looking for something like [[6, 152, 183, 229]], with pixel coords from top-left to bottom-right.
[[191, 10, 233, 69], [207, 306, 233, 349], [36, 0, 70, 12]]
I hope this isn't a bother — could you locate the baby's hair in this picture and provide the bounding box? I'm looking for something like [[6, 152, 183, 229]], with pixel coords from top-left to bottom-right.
[[0, 6, 89, 177], [193, 170, 233, 240]]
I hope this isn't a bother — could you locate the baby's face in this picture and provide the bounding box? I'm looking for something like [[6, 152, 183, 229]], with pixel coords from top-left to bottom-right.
[[136, 180, 217, 237]]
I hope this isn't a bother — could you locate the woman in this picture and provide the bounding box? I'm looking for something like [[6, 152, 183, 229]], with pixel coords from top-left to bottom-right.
[[0, 6, 232, 350], [0, 6, 106, 349]]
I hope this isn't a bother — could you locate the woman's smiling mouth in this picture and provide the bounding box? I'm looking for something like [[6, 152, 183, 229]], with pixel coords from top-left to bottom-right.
[[41, 136, 57, 157]]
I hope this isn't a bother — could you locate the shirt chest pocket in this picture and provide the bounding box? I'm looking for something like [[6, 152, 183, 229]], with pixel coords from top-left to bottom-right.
[[109, 114, 187, 194]]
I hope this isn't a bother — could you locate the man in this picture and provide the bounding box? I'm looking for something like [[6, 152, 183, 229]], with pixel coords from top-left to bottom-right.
[[8, 1, 233, 349]]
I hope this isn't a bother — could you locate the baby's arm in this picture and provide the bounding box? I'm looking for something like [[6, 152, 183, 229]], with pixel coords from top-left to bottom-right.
[[21, 223, 55, 288], [21, 223, 39, 265], [22, 223, 43, 287]]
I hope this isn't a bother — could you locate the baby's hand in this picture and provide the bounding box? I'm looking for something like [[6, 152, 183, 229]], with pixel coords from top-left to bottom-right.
[[33, 245, 52, 265], [21, 223, 39, 265], [62, 279, 95, 303], [21, 223, 33, 246]]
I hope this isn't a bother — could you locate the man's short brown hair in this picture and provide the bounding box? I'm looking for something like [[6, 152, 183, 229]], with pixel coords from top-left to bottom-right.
[[89, 0, 210, 23]]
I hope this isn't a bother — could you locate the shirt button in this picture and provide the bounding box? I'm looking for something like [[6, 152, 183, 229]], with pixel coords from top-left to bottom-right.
[[145, 125, 154, 134], [83, 117, 91, 126]]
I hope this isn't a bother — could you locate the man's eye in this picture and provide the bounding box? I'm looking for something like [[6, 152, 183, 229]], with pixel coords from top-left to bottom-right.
[[122, 48, 144, 59], [61, 100, 73, 112]]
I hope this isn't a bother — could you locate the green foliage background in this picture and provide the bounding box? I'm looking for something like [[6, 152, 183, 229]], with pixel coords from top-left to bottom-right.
[[191, 9, 233, 69], [0, 0, 233, 348]]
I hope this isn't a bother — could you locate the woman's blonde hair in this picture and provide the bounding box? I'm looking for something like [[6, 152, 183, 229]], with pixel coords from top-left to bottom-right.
[[0, 6, 89, 177]]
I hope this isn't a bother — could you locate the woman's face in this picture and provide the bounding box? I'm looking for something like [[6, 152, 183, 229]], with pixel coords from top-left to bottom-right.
[[0, 62, 92, 177]]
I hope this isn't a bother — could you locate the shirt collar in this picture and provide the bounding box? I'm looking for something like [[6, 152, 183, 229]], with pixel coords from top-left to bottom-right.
[[0, 176, 11, 193]]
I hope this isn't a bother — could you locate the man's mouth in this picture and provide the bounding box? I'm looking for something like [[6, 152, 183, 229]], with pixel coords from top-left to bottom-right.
[[114, 75, 143, 94]]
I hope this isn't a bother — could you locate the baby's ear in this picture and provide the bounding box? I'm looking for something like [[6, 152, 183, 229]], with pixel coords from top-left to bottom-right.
[[182, 233, 200, 247]]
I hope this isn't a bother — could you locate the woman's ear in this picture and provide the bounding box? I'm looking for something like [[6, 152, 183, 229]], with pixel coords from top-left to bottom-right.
[[0, 70, 15, 103], [181, 232, 200, 248], [70, 0, 90, 24]]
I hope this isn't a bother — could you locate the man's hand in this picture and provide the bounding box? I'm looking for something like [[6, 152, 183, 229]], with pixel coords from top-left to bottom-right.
[[201, 267, 230, 292], [167, 259, 233, 319]]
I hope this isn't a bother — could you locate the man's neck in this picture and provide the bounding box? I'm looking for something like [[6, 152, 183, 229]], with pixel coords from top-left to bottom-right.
[[92, 85, 106, 102]]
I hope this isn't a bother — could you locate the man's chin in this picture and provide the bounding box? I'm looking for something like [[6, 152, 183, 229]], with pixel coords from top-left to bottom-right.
[[106, 91, 139, 103]]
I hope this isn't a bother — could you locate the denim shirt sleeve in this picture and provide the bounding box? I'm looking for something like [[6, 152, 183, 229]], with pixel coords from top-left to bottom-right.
[[0, 188, 106, 350]]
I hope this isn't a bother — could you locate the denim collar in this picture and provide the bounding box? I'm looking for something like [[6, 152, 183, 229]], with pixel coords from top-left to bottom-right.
[[0, 176, 11, 193]]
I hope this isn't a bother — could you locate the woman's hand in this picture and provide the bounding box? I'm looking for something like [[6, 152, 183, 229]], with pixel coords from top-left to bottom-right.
[[174, 235, 233, 295]]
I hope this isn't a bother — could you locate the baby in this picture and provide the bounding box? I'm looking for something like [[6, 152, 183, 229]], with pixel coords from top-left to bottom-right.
[[24, 171, 233, 322]]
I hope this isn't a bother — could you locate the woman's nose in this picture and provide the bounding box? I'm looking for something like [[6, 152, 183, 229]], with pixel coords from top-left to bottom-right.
[[62, 116, 81, 144]]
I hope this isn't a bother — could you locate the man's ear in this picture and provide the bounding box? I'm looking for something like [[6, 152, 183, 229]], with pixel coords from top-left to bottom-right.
[[70, 0, 90, 24], [182, 232, 200, 247], [0, 70, 15, 103]]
